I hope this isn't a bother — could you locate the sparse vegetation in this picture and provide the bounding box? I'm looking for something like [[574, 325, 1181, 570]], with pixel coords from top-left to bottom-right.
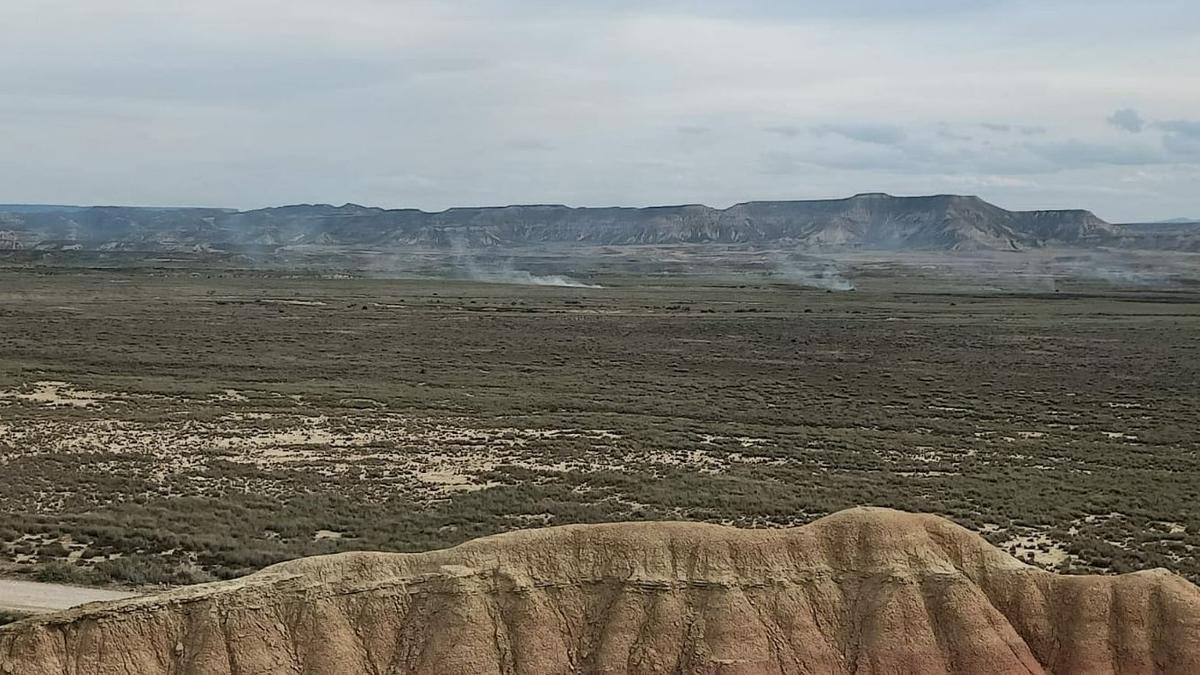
[[0, 255, 1198, 587]]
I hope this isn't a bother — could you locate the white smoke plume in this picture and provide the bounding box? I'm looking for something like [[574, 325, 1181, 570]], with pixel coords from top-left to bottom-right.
[[467, 268, 602, 288], [452, 236, 601, 288], [766, 254, 856, 291]]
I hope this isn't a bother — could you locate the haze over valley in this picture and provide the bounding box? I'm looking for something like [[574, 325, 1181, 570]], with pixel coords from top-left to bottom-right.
[[2, 1, 1198, 673], [3, 193, 1196, 254]]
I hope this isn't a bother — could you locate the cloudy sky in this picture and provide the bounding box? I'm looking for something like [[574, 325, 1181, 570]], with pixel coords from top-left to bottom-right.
[[1, 0, 1197, 221]]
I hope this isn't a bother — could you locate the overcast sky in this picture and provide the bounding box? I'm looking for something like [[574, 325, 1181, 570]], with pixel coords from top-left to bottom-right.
[[1, 0, 1197, 221]]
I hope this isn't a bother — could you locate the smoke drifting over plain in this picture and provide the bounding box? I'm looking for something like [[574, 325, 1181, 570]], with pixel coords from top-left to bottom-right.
[[1045, 257, 1182, 288], [957, 252, 1193, 292], [465, 267, 601, 288], [452, 238, 601, 288], [766, 254, 856, 291]]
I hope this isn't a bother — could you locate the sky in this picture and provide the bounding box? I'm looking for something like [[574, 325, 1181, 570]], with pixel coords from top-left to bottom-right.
[[0, 0, 1197, 222]]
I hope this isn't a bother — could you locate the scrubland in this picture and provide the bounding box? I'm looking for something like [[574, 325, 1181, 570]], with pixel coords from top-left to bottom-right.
[[0, 257, 1197, 586]]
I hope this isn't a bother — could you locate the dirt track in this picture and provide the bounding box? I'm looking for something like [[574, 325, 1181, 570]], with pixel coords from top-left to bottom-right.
[[0, 578, 137, 614]]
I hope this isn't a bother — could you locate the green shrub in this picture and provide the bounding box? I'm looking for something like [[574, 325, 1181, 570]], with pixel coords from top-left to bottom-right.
[[33, 562, 101, 585], [37, 541, 70, 559], [93, 556, 215, 586]]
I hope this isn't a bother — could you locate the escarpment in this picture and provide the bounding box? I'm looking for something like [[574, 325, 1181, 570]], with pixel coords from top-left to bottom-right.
[[0, 194, 1122, 252], [3, 508, 1199, 674]]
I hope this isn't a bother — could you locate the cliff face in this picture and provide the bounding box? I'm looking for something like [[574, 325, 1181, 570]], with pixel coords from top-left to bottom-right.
[[1110, 222, 1200, 252], [3, 508, 1199, 675], [0, 194, 1121, 252]]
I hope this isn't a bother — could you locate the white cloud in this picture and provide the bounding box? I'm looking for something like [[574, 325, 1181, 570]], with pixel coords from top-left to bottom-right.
[[0, 0, 1196, 220]]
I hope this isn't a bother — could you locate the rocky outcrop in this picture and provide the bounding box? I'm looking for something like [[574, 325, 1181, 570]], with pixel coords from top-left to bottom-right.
[[1110, 222, 1200, 252], [3, 508, 1199, 674]]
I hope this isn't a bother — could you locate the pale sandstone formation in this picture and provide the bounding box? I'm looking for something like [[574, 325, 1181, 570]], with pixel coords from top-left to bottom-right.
[[2, 507, 1199, 674]]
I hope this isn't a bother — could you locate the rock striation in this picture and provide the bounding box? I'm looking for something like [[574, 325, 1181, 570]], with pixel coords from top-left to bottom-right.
[[2, 508, 1199, 674]]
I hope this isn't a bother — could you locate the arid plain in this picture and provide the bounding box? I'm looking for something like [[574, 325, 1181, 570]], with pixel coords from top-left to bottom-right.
[[1, 249, 1197, 599]]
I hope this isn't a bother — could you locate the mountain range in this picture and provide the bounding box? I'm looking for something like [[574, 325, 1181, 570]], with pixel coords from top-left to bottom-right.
[[0, 193, 1196, 253]]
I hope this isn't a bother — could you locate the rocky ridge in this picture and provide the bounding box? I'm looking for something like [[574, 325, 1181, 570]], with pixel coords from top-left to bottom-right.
[[2, 508, 1199, 674]]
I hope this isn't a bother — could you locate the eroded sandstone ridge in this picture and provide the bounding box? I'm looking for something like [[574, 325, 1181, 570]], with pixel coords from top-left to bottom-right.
[[2, 508, 1199, 674]]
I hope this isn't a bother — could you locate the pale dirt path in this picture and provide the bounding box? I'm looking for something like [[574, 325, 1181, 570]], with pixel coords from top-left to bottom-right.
[[0, 579, 138, 614]]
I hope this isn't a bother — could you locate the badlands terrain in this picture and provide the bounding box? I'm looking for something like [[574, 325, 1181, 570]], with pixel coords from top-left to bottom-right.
[[0, 241, 1198, 672], [0, 193, 1117, 252], [3, 508, 1200, 674], [3, 193, 1198, 253]]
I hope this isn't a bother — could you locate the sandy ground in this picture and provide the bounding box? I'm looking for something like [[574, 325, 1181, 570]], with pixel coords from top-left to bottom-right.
[[0, 579, 137, 614]]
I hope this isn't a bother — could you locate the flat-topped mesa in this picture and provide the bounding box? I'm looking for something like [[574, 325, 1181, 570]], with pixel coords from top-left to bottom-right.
[[3, 508, 1199, 675], [0, 194, 1125, 252]]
